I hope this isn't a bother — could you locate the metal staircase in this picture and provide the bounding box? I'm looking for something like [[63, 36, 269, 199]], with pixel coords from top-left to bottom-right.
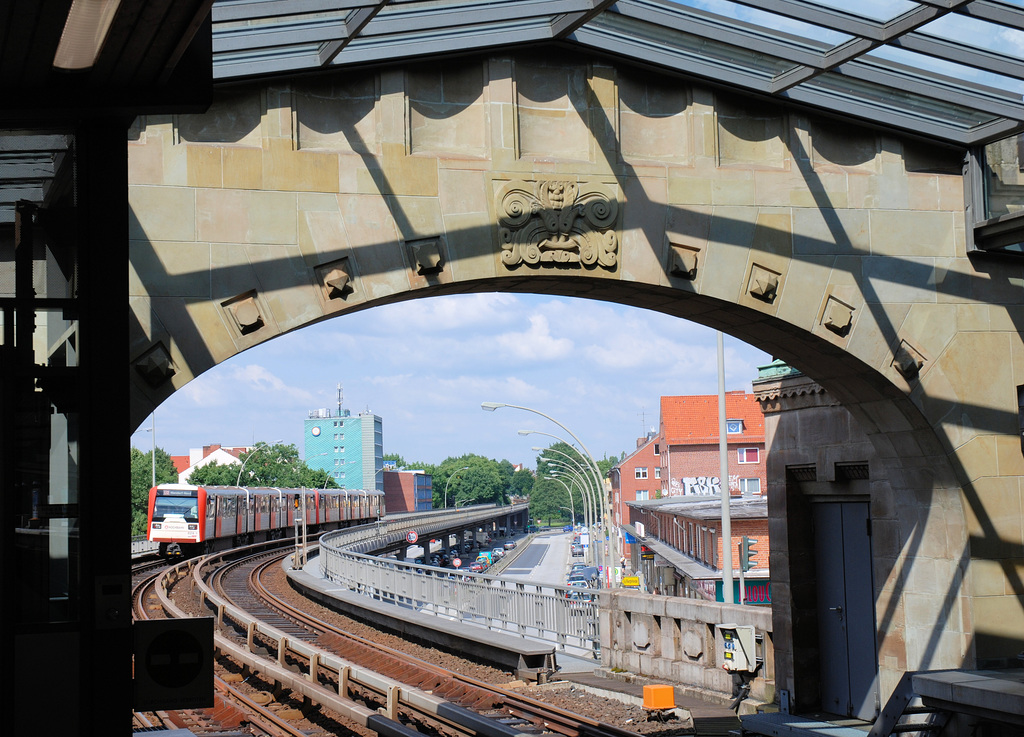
[[867, 671, 952, 737]]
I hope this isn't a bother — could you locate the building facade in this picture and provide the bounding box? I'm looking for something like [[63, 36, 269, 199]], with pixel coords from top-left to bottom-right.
[[659, 392, 766, 499], [303, 408, 383, 491], [383, 470, 433, 513], [609, 432, 660, 558]]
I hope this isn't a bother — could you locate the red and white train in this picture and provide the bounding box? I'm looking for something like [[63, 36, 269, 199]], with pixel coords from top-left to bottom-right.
[[147, 484, 385, 556]]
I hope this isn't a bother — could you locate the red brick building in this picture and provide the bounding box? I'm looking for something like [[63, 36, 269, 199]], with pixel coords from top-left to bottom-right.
[[383, 469, 433, 513], [659, 391, 766, 498], [609, 432, 660, 558]]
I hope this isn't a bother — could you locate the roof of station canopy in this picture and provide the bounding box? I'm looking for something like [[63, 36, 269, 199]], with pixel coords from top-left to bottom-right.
[[209, 0, 1024, 146]]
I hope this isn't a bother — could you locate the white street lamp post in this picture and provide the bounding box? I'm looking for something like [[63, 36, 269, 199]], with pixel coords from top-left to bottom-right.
[[548, 463, 598, 566], [236, 439, 283, 486], [513, 421, 617, 582], [455, 497, 478, 509], [444, 466, 470, 509]]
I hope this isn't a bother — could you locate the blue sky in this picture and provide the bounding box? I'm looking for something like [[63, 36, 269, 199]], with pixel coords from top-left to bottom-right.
[[131, 293, 772, 469]]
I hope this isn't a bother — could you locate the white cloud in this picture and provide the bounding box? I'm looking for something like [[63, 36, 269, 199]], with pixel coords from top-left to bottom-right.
[[494, 313, 575, 361]]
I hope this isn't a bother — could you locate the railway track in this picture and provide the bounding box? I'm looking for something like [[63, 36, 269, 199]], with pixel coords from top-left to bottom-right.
[[148, 541, 650, 737]]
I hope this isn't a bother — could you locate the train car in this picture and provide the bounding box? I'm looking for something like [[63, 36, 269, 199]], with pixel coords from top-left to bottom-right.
[[148, 484, 385, 557]]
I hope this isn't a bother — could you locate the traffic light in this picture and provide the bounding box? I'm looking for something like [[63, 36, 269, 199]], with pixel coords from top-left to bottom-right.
[[740, 536, 758, 572]]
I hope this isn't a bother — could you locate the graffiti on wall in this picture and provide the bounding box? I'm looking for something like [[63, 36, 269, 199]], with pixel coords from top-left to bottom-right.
[[679, 474, 742, 495]]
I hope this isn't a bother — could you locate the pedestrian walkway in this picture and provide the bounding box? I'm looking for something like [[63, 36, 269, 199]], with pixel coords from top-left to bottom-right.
[[559, 670, 741, 736]]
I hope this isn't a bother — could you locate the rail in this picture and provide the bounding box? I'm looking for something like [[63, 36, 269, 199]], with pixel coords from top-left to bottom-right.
[[318, 504, 600, 654]]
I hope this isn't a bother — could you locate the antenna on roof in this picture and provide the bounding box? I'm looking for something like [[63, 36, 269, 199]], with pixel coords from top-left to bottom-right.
[[337, 383, 343, 416], [638, 406, 646, 437]]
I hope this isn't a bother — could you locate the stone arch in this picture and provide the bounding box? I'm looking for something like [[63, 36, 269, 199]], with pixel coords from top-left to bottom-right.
[[127, 50, 1024, 704]]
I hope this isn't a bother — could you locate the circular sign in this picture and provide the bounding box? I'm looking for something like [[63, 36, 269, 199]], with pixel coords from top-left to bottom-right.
[[452, 557, 462, 568], [311, 426, 321, 436], [145, 629, 205, 688], [406, 530, 418, 543]]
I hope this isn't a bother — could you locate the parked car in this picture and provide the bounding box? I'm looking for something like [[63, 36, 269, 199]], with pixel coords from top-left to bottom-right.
[[567, 573, 590, 587], [566, 589, 595, 605], [570, 543, 584, 557]]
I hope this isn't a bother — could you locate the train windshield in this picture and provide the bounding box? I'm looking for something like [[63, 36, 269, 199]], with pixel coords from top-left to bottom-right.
[[153, 496, 199, 522]]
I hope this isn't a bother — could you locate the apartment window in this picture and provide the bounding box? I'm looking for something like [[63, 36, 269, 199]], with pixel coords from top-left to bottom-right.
[[739, 477, 761, 495], [334, 446, 340, 452], [636, 490, 649, 501], [334, 459, 340, 466], [738, 447, 759, 464], [653, 443, 660, 455], [726, 419, 743, 434], [635, 467, 648, 479], [655, 467, 661, 479]]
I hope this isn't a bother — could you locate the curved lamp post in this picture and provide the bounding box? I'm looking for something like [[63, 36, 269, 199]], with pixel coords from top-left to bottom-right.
[[236, 439, 283, 485], [548, 462, 598, 565], [444, 466, 470, 509], [455, 497, 478, 509], [548, 475, 585, 532], [534, 444, 601, 530], [483, 401, 619, 584], [517, 426, 613, 567]]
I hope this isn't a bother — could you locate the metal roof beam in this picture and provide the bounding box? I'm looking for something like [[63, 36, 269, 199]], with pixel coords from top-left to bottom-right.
[[550, 0, 618, 38], [319, 1, 388, 65], [212, 0, 368, 23]]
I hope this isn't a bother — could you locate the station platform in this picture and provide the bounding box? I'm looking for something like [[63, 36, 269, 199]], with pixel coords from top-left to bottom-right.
[[557, 669, 742, 736]]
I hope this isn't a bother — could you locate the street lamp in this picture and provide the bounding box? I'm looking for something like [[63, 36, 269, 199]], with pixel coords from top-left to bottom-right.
[[548, 464, 597, 565], [483, 401, 619, 585], [532, 444, 598, 528], [444, 466, 470, 509], [236, 439, 283, 485], [456, 497, 478, 509], [548, 476, 581, 530]]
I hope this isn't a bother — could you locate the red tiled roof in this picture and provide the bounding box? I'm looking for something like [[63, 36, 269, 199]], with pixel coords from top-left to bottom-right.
[[171, 455, 190, 474], [660, 392, 764, 445]]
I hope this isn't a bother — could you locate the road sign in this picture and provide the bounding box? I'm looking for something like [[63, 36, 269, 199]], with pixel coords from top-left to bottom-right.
[[622, 576, 641, 588], [453, 557, 462, 568], [406, 530, 418, 543]]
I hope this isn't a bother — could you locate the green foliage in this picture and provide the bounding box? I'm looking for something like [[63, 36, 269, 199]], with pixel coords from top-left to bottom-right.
[[383, 452, 406, 468], [528, 442, 613, 527], [129, 445, 179, 535], [188, 442, 338, 490]]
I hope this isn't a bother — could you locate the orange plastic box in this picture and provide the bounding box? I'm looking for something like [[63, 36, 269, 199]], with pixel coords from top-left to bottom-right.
[[643, 684, 675, 710]]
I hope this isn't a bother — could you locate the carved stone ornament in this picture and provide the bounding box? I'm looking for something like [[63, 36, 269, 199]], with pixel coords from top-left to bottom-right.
[[497, 179, 618, 269], [748, 264, 780, 303], [223, 292, 264, 335], [134, 342, 175, 388], [822, 295, 854, 336], [892, 340, 925, 381], [669, 244, 699, 280]]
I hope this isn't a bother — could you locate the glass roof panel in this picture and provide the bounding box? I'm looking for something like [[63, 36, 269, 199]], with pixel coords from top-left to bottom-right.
[[791, 0, 916, 23], [917, 13, 1024, 65], [591, 10, 795, 78], [865, 45, 1024, 98], [667, 0, 850, 46], [206, 0, 1024, 145]]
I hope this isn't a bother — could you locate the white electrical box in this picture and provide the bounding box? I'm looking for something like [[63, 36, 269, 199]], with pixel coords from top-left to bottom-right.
[[718, 623, 756, 672]]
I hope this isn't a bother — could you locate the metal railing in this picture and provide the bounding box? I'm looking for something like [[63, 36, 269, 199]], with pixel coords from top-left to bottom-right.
[[318, 506, 599, 654]]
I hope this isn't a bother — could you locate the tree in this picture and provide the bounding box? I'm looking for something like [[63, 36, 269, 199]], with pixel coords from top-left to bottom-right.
[[130, 446, 179, 535], [383, 452, 406, 468], [188, 442, 338, 489]]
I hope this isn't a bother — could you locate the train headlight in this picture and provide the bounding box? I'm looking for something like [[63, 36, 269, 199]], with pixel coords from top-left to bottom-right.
[[152, 523, 162, 529]]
